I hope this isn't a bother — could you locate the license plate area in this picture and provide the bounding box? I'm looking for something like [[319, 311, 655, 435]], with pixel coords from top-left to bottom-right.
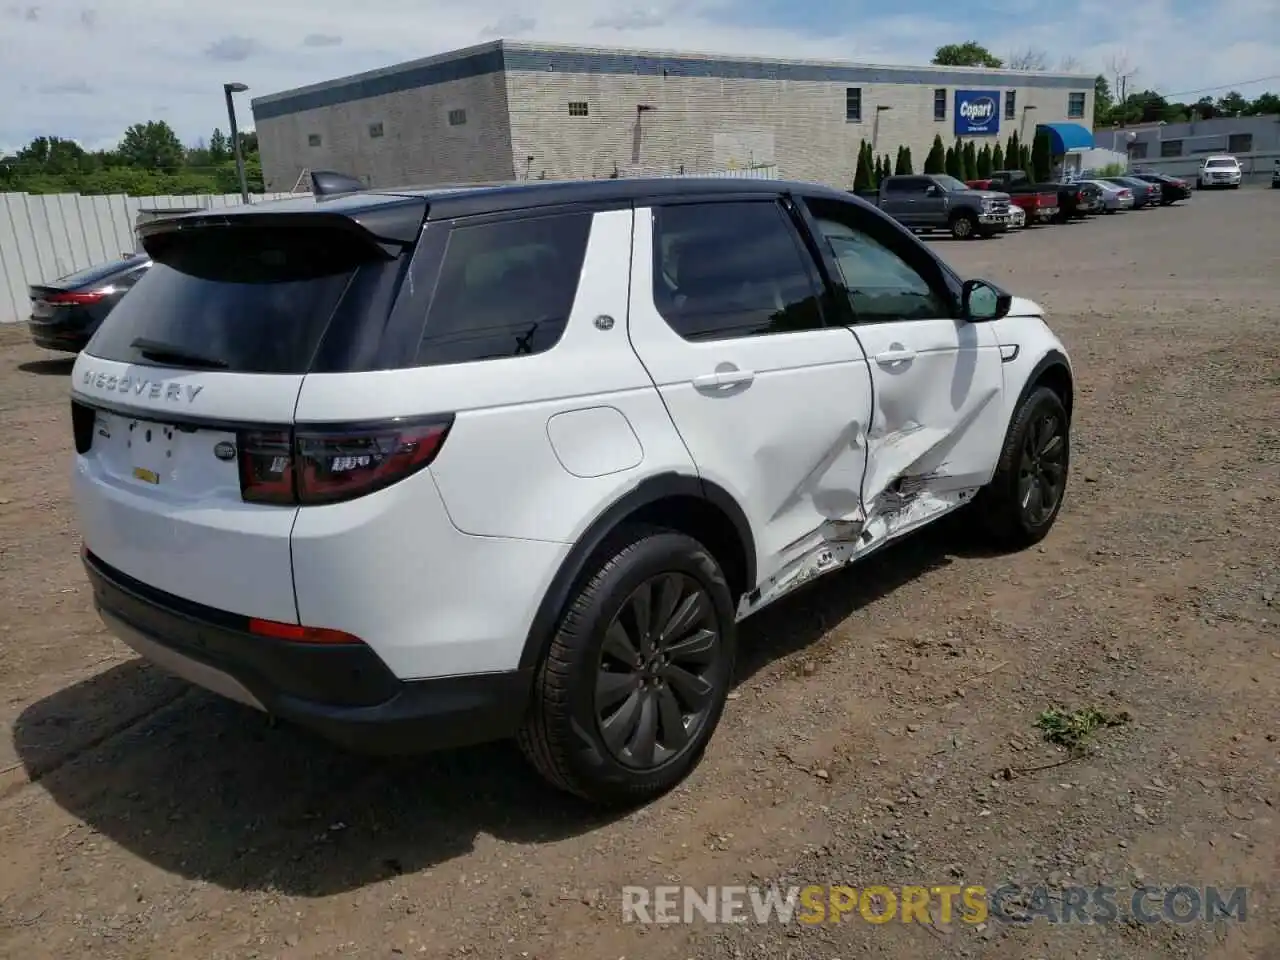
[[123, 417, 174, 486]]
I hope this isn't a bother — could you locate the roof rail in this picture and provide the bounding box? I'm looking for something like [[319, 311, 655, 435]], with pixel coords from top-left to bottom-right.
[[311, 170, 366, 197]]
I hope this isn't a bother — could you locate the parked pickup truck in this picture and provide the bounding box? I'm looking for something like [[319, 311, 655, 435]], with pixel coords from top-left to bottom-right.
[[966, 171, 1060, 224], [874, 174, 1012, 239]]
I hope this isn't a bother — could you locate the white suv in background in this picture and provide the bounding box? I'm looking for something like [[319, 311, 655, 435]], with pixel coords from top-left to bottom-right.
[[1197, 155, 1242, 189], [70, 175, 1074, 805]]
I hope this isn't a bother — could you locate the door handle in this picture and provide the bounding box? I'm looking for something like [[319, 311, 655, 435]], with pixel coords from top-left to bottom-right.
[[692, 368, 755, 389], [875, 347, 917, 365]]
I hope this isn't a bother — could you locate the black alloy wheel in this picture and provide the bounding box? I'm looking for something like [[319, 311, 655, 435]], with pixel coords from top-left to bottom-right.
[[595, 573, 723, 770], [1018, 411, 1067, 527]]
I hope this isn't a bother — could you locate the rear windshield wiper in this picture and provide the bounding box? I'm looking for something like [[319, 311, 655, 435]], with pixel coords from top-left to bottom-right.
[[130, 337, 229, 370]]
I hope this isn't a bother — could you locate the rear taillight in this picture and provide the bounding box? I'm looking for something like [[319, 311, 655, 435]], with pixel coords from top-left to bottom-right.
[[238, 415, 453, 506], [248, 617, 362, 644], [46, 290, 107, 305], [71, 399, 95, 453]]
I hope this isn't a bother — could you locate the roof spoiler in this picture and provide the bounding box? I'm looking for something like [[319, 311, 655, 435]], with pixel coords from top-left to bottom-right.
[[311, 170, 366, 198]]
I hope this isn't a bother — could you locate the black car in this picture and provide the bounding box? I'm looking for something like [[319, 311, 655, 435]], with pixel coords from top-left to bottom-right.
[[1130, 173, 1191, 204], [1056, 180, 1104, 220], [28, 253, 151, 353]]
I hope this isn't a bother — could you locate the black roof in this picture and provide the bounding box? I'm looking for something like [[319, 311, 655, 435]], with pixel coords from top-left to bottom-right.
[[136, 177, 873, 248]]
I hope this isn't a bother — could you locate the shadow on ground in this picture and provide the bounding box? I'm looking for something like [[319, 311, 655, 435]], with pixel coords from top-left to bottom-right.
[[14, 520, 999, 897], [17, 357, 75, 376]]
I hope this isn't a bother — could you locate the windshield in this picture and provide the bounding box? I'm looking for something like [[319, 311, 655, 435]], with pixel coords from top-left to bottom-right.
[[1206, 159, 1237, 168], [932, 175, 970, 192]]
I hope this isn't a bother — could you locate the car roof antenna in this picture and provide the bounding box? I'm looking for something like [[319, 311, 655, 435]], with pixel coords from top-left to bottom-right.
[[311, 170, 366, 198]]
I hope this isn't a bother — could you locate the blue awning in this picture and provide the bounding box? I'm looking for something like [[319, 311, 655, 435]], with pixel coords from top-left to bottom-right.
[[1037, 122, 1094, 154]]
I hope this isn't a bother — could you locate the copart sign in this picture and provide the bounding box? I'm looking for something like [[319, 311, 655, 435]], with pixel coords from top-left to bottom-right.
[[955, 90, 1001, 136]]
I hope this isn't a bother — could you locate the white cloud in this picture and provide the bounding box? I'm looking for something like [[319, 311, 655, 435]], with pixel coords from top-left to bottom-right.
[[1, 0, 1275, 152]]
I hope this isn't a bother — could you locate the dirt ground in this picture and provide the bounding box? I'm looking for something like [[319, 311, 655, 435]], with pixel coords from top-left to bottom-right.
[[0, 187, 1276, 960]]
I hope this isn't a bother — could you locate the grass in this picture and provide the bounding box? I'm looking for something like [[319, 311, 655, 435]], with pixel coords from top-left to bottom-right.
[[1034, 706, 1131, 755]]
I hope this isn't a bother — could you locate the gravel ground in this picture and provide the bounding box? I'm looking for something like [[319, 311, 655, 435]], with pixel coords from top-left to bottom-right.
[[0, 187, 1276, 960]]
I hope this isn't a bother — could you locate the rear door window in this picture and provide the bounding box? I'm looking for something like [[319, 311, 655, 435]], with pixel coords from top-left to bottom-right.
[[86, 225, 403, 374], [414, 212, 593, 366]]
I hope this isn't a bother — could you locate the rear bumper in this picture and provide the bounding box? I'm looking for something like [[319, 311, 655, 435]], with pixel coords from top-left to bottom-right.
[[28, 320, 89, 352], [83, 549, 532, 754]]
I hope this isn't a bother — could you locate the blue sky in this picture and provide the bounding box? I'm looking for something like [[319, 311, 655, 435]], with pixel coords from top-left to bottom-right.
[[2, 0, 1277, 154]]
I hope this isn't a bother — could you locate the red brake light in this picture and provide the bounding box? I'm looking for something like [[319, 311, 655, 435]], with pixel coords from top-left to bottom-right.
[[248, 618, 362, 644], [238, 416, 453, 506], [45, 290, 107, 305]]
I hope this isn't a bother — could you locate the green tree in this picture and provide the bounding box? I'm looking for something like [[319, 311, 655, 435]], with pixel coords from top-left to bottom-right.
[[962, 141, 977, 180], [853, 141, 872, 191], [1094, 75, 1115, 125], [902, 146, 914, 175], [932, 41, 1003, 68], [873, 154, 884, 187], [945, 145, 961, 178], [1248, 92, 1280, 115], [209, 128, 230, 164], [1031, 129, 1052, 182], [14, 136, 87, 174], [882, 154, 892, 182], [977, 143, 993, 178], [893, 145, 905, 175], [992, 142, 1004, 172], [1216, 91, 1249, 116], [1004, 132, 1020, 172], [925, 135, 945, 174], [118, 121, 185, 172]]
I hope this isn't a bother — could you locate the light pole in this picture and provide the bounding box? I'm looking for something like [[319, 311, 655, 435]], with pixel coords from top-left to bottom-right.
[[873, 104, 892, 151], [223, 82, 250, 204]]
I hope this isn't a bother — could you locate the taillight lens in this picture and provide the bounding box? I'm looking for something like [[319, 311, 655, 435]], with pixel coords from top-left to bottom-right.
[[71, 399, 96, 453], [248, 617, 362, 644], [46, 290, 108, 305], [238, 416, 453, 506]]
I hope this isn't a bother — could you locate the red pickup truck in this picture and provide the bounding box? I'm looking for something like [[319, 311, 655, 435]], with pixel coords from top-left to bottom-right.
[[966, 174, 1059, 225]]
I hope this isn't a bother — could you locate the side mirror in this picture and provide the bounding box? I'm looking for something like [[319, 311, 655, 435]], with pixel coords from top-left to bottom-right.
[[961, 279, 1012, 322]]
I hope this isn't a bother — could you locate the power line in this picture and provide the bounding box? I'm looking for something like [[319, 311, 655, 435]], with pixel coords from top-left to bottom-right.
[[1158, 74, 1280, 100]]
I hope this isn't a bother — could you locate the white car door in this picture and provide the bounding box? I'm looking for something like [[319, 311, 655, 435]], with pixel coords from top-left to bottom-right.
[[626, 196, 874, 609], [797, 193, 1007, 547]]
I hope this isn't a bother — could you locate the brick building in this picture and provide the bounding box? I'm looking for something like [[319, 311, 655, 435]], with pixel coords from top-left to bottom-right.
[[251, 40, 1096, 191]]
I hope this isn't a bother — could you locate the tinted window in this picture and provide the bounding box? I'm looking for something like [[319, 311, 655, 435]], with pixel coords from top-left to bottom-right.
[[52, 255, 149, 289], [805, 198, 951, 324], [651, 201, 824, 342], [885, 178, 924, 195], [87, 226, 400, 374], [414, 212, 592, 366]]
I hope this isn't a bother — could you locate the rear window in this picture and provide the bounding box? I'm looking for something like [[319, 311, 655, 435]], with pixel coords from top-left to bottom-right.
[[50, 255, 148, 289], [86, 225, 402, 375], [413, 212, 592, 366]]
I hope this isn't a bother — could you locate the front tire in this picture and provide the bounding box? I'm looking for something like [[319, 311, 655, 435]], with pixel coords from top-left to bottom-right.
[[951, 212, 977, 239], [518, 528, 737, 805], [973, 386, 1070, 550]]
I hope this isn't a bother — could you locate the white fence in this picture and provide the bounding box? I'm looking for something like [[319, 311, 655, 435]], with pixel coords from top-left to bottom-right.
[[0, 191, 294, 326]]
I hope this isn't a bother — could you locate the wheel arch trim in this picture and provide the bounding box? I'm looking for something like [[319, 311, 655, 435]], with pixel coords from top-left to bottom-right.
[[517, 472, 756, 672]]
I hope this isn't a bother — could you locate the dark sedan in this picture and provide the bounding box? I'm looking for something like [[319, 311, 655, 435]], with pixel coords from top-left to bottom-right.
[[1102, 177, 1162, 209], [1130, 173, 1191, 204], [27, 253, 151, 353]]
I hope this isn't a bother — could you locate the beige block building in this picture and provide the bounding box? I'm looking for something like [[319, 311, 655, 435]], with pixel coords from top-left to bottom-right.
[[251, 40, 1096, 192]]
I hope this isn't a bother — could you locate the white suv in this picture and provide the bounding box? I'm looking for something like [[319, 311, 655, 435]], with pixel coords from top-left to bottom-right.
[[1197, 155, 1242, 189], [70, 175, 1074, 805]]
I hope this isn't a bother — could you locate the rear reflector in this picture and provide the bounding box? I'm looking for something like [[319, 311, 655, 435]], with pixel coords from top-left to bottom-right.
[[239, 415, 453, 506], [45, 290, 108, 305], [248, 618, 362, 645]]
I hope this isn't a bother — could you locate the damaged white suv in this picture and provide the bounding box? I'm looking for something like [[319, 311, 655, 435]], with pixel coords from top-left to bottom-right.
[[70, 175, 1073, 805]]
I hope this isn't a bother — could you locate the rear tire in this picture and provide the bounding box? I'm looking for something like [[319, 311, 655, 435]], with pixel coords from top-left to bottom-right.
[[972, 386, 1070, 550], [950, 212, 977, 239], [517, 527, 737, 806]]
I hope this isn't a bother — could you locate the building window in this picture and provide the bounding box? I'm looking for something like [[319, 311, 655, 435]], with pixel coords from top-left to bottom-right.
[[448, 108, 467, 126], [845, 87, 862, 122], [1005, 90, 1016, 119], [368, 122, 384, 139], [933, 88, 946, 121], [307, 133, 322, 147], [1160, 139, 1182, 157], [1067, 92, 1086, 118], [568, 101, 589, 117], [1128, 141, 1148, 159], [1227, 133, 1253, 153]]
